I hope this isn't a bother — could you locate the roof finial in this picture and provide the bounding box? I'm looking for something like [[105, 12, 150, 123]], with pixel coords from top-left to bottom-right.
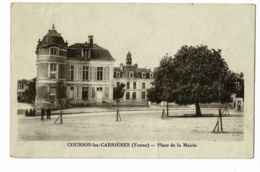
[[52, 24, 55, 30]]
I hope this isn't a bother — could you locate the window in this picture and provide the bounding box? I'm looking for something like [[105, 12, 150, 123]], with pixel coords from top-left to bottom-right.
[[50, 63, 57, 79], [142, 91, 146, 99], [97, 87, 103, 91], [142, 82, 145, 89], [142, 73, 146, 78], [50, 87, 56, 103], [50, 95, 55, 103], [116, 82, 120, 87], [129, 72, 134, 78], [150, 73, 153, 78], [70, 66, 74, 80], [133, 82, 136, 89], [50, 48, 58, 55], [105, 87, 109, 98], [82, 87, 88, 100], [126, 92, 130, 100], [116, 72, 120, 78], [132, 92, 136, 100], [84, 50, 89, 58], [83, 66, 89, 80], [97, 67, 103, 80], [127, 82, 130, 89]]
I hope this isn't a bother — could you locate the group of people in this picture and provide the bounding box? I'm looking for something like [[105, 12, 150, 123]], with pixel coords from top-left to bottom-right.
[[41, 107, 52, 120], [25, 108, 36, 117]]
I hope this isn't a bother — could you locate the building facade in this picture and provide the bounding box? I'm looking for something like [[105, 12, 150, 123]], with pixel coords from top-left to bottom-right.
[[35, 25, 115, 108], [113, 52, 154, 105], [17, 79, 29, 102]]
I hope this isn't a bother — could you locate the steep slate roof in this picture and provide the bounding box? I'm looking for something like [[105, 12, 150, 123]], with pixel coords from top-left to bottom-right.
[[67, 43, 115, 61], [114, 67, 121, 72], [114, 65, 153, 79], [39, 28, 67, 48]]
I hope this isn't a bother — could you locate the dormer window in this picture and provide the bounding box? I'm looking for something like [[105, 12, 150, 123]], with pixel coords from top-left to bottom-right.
[[129, 71, 134, 78], [50, 48, 59, 55], [84, 50, 89, 58], [116, 72, 120, 78], [142, 73, 146, 79]]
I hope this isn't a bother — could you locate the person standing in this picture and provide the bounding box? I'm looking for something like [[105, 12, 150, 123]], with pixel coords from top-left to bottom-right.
[[33, 108, 36, 116], [47, 107, 51, 119], [29, 108, 33, 117], [25, 109, 28, 117], [41, 108, 45, 120]]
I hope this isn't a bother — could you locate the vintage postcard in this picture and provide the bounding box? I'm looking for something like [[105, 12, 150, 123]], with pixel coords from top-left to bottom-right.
[[10, 3, 255, 158]]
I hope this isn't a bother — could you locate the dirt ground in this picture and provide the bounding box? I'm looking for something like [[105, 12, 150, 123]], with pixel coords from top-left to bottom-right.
[[17, 108, 243, 141]]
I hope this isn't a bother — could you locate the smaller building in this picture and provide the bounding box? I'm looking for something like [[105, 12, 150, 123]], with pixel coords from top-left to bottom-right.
[[113, 52, 154, 106], [17, 79, 29, 101], [231, 73, 244, 112]]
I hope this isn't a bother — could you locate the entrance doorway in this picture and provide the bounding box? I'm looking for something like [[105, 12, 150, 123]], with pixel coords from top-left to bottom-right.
[[96, 87, 103, 103]]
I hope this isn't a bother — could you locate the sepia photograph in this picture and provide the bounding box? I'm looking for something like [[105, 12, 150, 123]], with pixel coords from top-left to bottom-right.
[[10, 3, 255, 158]]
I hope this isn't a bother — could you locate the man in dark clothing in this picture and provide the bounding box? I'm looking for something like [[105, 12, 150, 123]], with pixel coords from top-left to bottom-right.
[[33, 108, 36, 116], [47, 107, 51, 119], [29, 108, 33, 117], [25, 109, 29, 117], [41, 108, 45, 120]]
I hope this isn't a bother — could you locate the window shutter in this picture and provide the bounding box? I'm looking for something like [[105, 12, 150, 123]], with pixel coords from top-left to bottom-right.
[[48, 63, 50, 78], [74, 66, 78, 81], [89, 87, 92, 100], [93, 67, 97, 81], [92, 87, 95, 99], [89, 67, 93, 81], [104, 67, 107, 80], [102, 87, 105, 97], [104, 67, 110, 81], [78, 87, 82, 100], [67, 66, 70, 80], [73, 87, 77, 99], [105, 87, 109, 99], [66, 87, 70, 100], [79, 66, 82, 81]]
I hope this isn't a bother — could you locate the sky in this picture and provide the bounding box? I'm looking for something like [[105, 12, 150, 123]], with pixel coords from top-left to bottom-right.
[[11, 3, 255, 80]]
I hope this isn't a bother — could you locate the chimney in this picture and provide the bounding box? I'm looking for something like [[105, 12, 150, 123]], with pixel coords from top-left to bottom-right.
[[88, 35, 93, 47], [120, 63, 124, 71]]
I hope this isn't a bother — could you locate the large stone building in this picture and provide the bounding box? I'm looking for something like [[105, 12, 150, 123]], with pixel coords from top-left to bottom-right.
[[113, 52, 154, 105], [35, 25, 115, 108]]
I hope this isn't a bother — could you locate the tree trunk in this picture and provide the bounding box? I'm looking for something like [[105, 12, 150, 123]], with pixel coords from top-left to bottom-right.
[[167, 101, 169, 117], [195, 101, 202, 116]]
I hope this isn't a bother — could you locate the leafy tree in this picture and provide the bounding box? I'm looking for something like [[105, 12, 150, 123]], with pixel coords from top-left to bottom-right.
[[23, 78, 36, 103], [113, 83, 126, 106], [147, 55, 175, 116], [113, 83, 126, 121], [148, 45, 237, 117], [172, 45, 237, 116]]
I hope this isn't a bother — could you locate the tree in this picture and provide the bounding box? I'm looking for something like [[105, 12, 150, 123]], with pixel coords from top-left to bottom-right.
[[54, 81, 66, 124], [148, 45, 237, 117], [23, 78, 36, 103], [113, 83, 126, 121], [172, 45, 237, 116], [147, 54, 175, 117]]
